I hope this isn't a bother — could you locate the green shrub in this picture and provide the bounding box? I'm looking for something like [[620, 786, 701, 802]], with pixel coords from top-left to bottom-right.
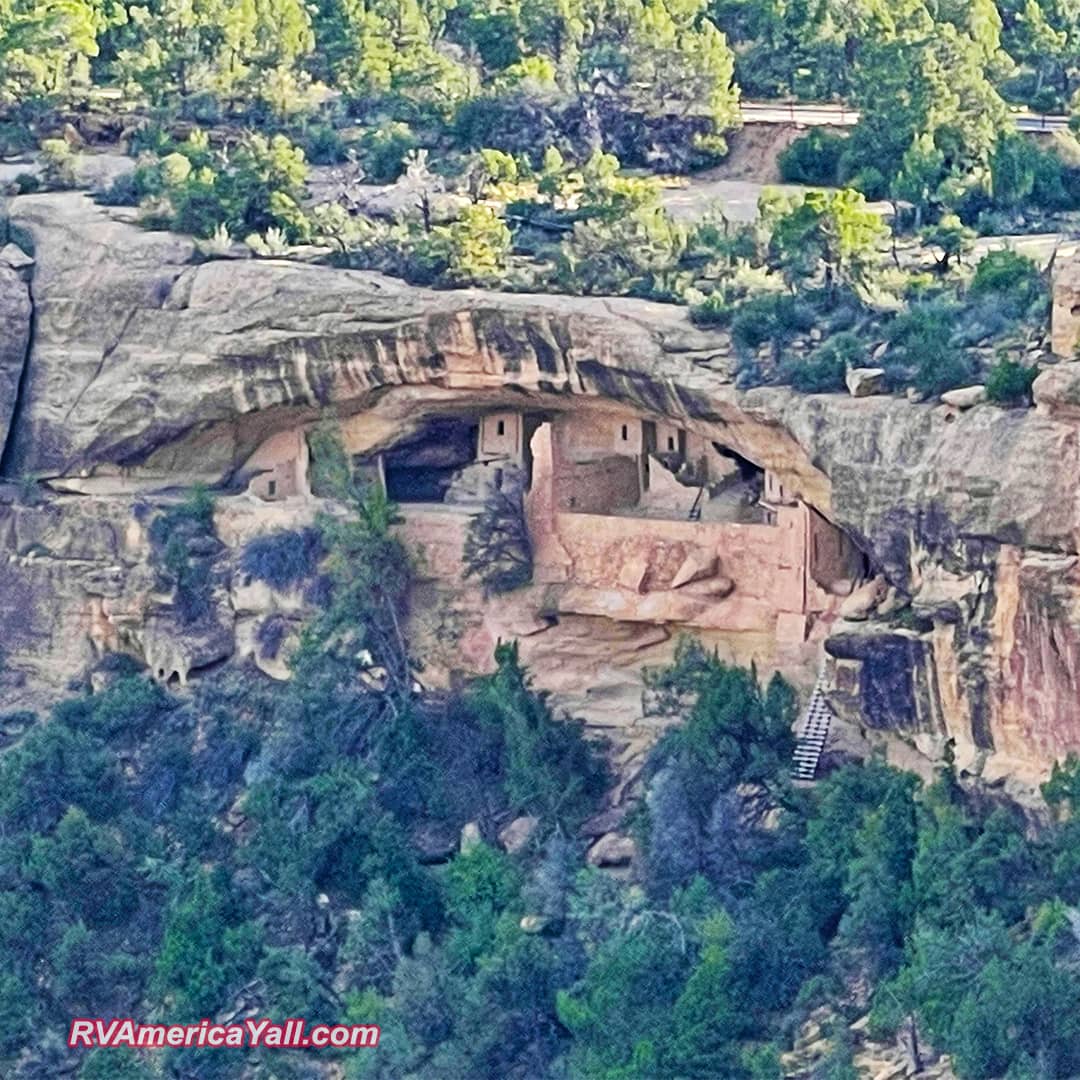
[[13, 172, 39, 194], [778, 128, 847, 185], [98, 161, 170, 207], [847, 165, 888, 201], [647, 640, 797, 789], [239, 528, 323, 591], [39, 138, 77, 189], [79, 1047, 153, 1079], [463, 477, 531, 594], [0, 119, 37, 156], [989, 133, 1078, 213], [357, 122, 419, 184], [151, 869, 262, 1018], [129, 123, 174, 157], [969, 249, 1046, 318], [452, 93, 559, 161], [1031, 146, 1076, 211], [163, 132, 310, 241], [307, 423, 357, 500], [786, 331, 863, 393], [689, 292, 733, 327], [731, 293, 816, 354], [885, 303, 975, 396], [147, 486, 218, 623], [985, 356, 1038, 406], [407, 204, 512, 287], [96, 172, 139, 206], [301, 122, 349, 164], [1031, 86, 1065, 115], [468, 641, 607, 826]]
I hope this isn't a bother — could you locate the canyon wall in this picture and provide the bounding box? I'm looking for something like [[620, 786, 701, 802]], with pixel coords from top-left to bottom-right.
[[4, 192, 1080, 796]]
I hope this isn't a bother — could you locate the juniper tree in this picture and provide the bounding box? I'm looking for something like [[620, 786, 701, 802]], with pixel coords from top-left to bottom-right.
[[463, 473, 533, 594]]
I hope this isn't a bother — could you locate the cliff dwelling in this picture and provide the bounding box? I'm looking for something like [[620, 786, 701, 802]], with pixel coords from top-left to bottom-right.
[[241, 428, 311, 502], [234, 407, 867, 700]]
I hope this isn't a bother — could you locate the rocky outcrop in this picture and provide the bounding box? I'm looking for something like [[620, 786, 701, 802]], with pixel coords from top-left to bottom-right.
[[6, 192, 1080, 791], [7, 196, 1078, 586], [1052, 252, 1080, 358], [0, 248, 33, 466], [845, 367, 886, 397], [941, 385, 987, 410]]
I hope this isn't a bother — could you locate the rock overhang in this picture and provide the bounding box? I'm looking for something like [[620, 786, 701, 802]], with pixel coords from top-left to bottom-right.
[[7, 193, 1080, 790]]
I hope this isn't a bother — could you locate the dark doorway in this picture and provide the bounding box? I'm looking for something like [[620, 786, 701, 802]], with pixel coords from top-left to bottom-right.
[[381, 418, 479, 503]]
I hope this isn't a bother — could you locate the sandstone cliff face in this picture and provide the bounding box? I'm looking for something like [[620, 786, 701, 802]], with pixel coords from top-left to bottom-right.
[[0, 248, 32, 465], [4, 191, 1080, 793]]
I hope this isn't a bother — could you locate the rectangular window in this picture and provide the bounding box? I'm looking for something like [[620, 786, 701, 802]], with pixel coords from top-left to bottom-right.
[[497, 419, 505, 436], [267, 480, 277, 498], [621, 424, 629, 441]]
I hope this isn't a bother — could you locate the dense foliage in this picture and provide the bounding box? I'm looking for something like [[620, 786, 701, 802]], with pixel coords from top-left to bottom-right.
[[2, 2, 1078, 1074], [7, 561, 1080, 1078], [3, 0, 1067, 401]]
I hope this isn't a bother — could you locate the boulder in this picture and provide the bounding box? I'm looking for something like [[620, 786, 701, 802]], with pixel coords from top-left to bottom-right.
[[617, 554, 650, 593], [1034, 362, 1080, 419], [498, 815, 539, 855], [411, 821, 458, 864], [459, 821, 482, 854], [61, 122, 85, 148], [1052, 255, 1080, 356], [846, 367, 887, 397], [827, 577, 856, 598], [876, 586, 906, 618], [680, 574, 735, 599], [586, 832, 637, 867], [0, 264, 31, 455], [940, 384, 987, 409], [143, 612, 234, 686], [839, 576, 886, 621], [0, 242, 34, 276], [670, 549, 719, 589], [354, 186, 469, 225], [579, 807, 627, 839]]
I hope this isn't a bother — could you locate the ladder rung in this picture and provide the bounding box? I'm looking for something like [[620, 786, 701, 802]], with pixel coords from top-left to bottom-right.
[[790, 675, 835, 782]]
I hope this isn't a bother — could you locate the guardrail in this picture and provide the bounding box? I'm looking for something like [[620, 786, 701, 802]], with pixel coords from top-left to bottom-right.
[[738, 101, 1071, 132]]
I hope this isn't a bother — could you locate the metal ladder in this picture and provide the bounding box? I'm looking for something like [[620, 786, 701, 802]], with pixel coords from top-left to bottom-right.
[[687, 486, 705, 521], [791, 677, 834, 781]]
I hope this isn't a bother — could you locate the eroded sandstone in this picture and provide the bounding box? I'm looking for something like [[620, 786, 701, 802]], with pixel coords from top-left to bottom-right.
[[5, 192, 1080, 794]]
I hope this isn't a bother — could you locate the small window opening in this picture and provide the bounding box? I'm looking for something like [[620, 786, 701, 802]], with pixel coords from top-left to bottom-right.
[[496, 419, 505, 436], [667, 436, 675, 451], [621, 424, 629, 441], [267, 479, 277, 498], [494, 468, 504, 491]]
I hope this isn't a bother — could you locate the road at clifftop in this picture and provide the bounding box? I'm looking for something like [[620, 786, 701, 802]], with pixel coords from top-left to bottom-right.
[[739, 100, 1071, 132]]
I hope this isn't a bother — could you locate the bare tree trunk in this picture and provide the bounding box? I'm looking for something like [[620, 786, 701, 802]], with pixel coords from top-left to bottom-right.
[[901, 1014, 922, 1073]]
